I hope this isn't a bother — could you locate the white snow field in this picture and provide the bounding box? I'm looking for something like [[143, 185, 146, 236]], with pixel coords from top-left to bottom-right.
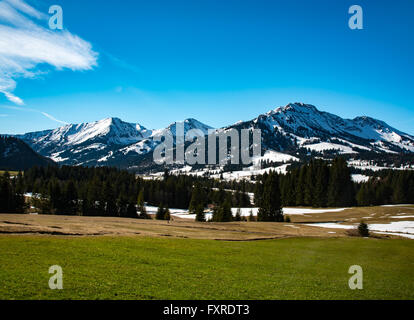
[[381, 204, 413, 207], [304, 142, 357, 154], [252, 150, 299, 164], [306, 221, 414, 239], [304, 223, 355, 230], [146, 204, 414, 239], [283, 207, 347, 215], [162, 207, 348, 220], [390, 215, 414, 219]]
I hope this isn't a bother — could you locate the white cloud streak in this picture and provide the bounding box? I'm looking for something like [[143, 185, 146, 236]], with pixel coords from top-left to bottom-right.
[[2, 104, 68, 125], [41, 111, 68, 125], [104, 52, 141, 74], [0, 0, 98, 105]]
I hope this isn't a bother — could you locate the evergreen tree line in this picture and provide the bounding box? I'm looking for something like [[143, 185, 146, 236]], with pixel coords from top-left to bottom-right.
[[356, 170, 414, 206], [0, 172, 25, 213], [1, 158, 412, 217], [277, 158, 355, 207], [1, 166, 251, 216], [258, 157, 413, 209]]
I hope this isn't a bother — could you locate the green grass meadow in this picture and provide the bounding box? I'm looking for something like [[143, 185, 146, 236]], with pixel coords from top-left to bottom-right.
[[0, 236, 413, 300]]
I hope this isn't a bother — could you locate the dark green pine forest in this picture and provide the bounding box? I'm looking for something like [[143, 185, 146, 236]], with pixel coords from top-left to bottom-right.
[[0, 157, 413, 222]]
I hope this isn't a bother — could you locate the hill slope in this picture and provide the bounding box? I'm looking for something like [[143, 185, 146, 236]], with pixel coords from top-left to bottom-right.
[[0, 136, 55, 171]]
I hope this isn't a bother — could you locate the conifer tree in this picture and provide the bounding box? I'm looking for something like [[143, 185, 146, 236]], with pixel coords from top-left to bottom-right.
[[248, 210, 255, 222], [212, 205, 222, 222], [126, 202, 137, 218], [235, 208, 242, 221], [103, 180, 117, 217], [257, 171, 283, 222], [189, 183, 204, 212], [221, 200, 233, 222], [327, 158, 354, 207], [295, 166, 306, 205], [358, 221, 369, 237], [195, 205, 205, 222], [313, 161, 329, 207], [156, 203, 165, 220], [137, 190, 148, 218], [64, 180, 78, 215], [164, 206, 171, 221]]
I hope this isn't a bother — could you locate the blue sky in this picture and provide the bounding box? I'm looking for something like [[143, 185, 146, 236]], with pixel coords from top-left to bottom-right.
[[0, 0, 413, 134]]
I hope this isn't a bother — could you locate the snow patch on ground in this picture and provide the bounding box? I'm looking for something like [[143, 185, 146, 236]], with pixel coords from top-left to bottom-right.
[[284, 207, 347, 215], [369, 221, 414, 235], [305, 142, 357, 154], [164, 207, 349, 220], [352, 174, 370, 183], [381, 204, 413, 207], [390, 215, 414, 219], [372, 232, 414, 239], [304, 223, 355, 230], [253, 150, 299, 164], [307, 221, 414, 239]]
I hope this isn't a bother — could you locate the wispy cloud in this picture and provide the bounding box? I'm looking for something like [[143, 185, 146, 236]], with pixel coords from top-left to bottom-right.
[[0, 0, 98, 105], [41, 111, 68, 125], [2, 104, 68, 125], [104, 52, 140, 74]]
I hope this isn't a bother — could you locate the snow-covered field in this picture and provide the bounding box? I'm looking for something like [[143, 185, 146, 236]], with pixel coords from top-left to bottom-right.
[[390, 215, 414, 219], [284, 207, 347, 215], [381, 204, 413, 207], [304, 223, 355, 230], [306, 221, 414, 239], [304, 142, 357, 154], [145, 204, 414, 239], [369, 221, 414, 238], [348, 160, 413, 172], [145, 206, 188, 215], [156, 206, 349, 220], [149, 163, 293, 182], [252, 150, 299, 164]]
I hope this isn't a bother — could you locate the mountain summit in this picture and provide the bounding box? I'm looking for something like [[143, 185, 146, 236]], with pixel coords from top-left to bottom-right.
[[232, 102, 414, 155]]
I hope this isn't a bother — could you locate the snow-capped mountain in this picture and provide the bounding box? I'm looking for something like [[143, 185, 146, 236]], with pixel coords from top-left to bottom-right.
[[16, 117, 213, 167], [231, 103, 414, 155], [13, 103, 414, 171]]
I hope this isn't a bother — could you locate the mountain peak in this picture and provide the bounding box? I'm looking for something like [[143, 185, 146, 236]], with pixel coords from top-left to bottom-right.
[[165, 118, 213, 130], [270, 102, 318, 115]]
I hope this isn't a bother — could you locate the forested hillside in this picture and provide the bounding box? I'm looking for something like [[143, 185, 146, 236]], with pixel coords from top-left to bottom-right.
[[0, 136, 55, 171], [0, 158, 413, 220]]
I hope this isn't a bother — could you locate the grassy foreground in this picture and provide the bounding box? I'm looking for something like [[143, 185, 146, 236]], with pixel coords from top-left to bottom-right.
[[0, 236, 413, 300]]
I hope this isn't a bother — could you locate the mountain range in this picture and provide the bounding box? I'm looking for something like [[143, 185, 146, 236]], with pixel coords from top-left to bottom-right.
[[7, 103, 414, 172]]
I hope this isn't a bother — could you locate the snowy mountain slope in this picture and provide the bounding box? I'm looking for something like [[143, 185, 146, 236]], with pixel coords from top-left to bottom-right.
[[19, 117, 151, 151], [231, 103, 414, 154], [11, 103, 414, 170], [121, 118, 213, 157], [16, 117, 152, 166], [16, 117, 214, 167]]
